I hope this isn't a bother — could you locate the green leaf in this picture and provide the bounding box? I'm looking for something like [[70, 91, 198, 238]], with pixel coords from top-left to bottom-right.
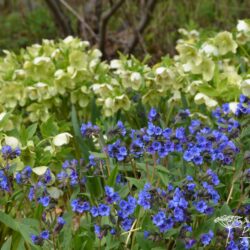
[[86, 177, 103, 201], [0, 212, 37, 245], [1, 236, 12, 250], [220, 203, 233, 215], [40, 117, 58, 138], [89, 151, 106, 159], [62, 212, 73, 250], [126, 177, 145, 189], [107, 166, 118, 186], [27, 123, 38, 139], [71, 105, 89, 159]]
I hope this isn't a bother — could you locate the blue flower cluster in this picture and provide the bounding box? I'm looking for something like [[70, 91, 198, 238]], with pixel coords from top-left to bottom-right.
[[65, 167, 221, 248], [80, 96, 250, 167], [1, 145, 21, 160], [80, 122, 99, 137], [106, 115, 239, 166], [0, 145, 21, 191], [31, 230, 49, 246], [31, 216, 65, 246], [0, 95, 248, 249]]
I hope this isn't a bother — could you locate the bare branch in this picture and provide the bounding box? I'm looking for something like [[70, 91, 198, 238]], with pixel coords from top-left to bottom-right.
[[126, 0, 158, 54], [45, 0, 74, 36], [99, 0, 125, 58], [59, 0, 97, 40]]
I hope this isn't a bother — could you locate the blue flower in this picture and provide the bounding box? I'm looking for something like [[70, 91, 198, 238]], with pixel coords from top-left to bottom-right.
[[174, 207, 185, 222], [31, 234, 42, 245], [162, 128, 172, 139], [193, 155, 203, 165], [38, 196, 50, 207], [226, 240, 239, 250], [57, 217, 65, 225], [195, 200, 207, 213], [169, 188, 188, 209], [175, 127, 186, 140], [121, 218, 134, 231], [81, 122, 99, 137], [28, 186, 35, 201], [0, 170, 9, 191], [187, 183, 196, 191], [200, 230, 214, 246], [94, 224, 102, 239], [105, 186, 120, 204], [89, 154, 96, 166], [240, 237, 249, 250], [117, 121, 126, 136], [148, 108, 158, 121], [57, 171, 68, 182], [40, 230, 49, 240], [31, 230, 49, 246], [1, 145, 21, 160], [98, 204, 110, 216], [138, 185, 151, 209], [110, 228, 116, 235], [185, 239, 196, 249], [183, 150, 193, 161], [159, 217, 174, 232], [90, 206, 99, 217], [144, 230, 150, 239], [71, 199, 90, 213], [152, 211, 165, 226], [206, 169, 220, 185]]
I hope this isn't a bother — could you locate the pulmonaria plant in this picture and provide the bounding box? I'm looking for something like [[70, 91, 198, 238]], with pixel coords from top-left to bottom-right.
[[89, 106, 241, 167], [0, 95, 249, 249]]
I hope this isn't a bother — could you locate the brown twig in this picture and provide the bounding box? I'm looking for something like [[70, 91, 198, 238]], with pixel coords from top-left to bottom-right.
[[45, 0, 74, 36], [99, 0, 125, 58], [126, 0, 158, 54], [59, 0, 97, 40]]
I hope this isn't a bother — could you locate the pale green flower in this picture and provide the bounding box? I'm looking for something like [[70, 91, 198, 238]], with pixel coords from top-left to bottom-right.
[[191, 57, 215, 81], [176, 44, 203, 66], [214, 31, 237, 55], [194, 93, 218, 108], [241, 79, 250, 97]]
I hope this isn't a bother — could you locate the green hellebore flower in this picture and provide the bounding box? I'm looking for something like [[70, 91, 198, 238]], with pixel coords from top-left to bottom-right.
[[241, 79, 250, 97], [214, 31, 238, 55]]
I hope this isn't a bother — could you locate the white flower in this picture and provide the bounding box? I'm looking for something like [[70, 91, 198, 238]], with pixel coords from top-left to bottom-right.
[[241, 79, 250, 97], [194, 93, 218, 108], [0, 112, 7, 122], [53, 133, 73, 147], [34, 82, 47, 88], [182, 63, 192, 72], [5, 136, 20, 148], [110, 59, 122, 69], [33, 57, 51, 65], [63, 36, 74, 43], [156, 67, 167, 76], [237, 20, 250, 33], [130, 72, 141, 82], [32, 166, 48, 175], [201, 43, 218, 56], [229, 102, 239, 114]]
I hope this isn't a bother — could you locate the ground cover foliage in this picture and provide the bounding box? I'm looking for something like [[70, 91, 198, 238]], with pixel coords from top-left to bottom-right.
[[0, 20, 250, 250]]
